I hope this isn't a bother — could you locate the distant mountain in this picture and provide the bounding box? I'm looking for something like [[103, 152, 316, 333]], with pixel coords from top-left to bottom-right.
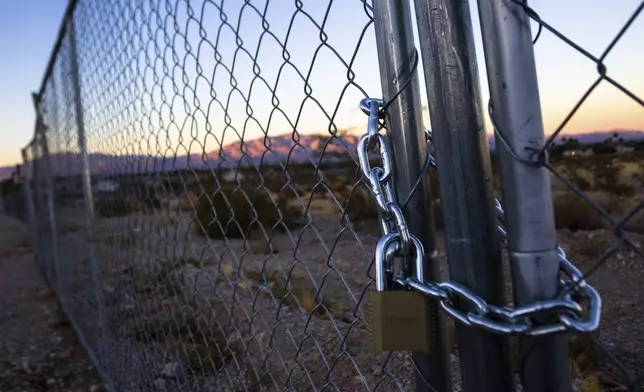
[[2, 129, 642, 181], [555, 130, 644, 144], [0, 134, 364, 179], [205, 133, 362, 167]]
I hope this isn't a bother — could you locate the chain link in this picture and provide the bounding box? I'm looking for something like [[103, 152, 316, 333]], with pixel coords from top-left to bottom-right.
[[359, 98, 602, 337]]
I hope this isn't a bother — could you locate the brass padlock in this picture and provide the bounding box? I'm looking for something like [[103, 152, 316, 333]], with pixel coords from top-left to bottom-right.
[[367, 233, 433, 353]]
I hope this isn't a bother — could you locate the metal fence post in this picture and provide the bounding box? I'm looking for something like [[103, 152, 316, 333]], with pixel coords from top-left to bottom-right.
[[411, 0, 516, 391], [30, 140, 46, 272], [372, 1, 452, 391], [33, 93, 62, 294], [21, 147, 39, 256], [67, 14, 108, 367], [476, 1, 572, 391]]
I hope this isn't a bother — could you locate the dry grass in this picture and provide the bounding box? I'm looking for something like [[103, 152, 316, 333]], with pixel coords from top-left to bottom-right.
[[553, 192, 605, 231], [223, 261, 234, 278]]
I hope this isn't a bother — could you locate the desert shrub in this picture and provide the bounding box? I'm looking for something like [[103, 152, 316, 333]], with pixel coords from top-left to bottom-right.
[[278, 187, 305, 220], [552, 193, 604, 231], [94, 196, 138, 218], [591, 142, 617, 155], [341, 187, 379, 222], [336, 185, 446, 229], [594, 162, 634, 197], [196, 185, 300, 239], [0, 178, 19, 196]]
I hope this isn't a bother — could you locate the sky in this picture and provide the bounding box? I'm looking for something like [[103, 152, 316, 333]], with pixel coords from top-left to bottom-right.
[[0, 0, 68, 166], [0, 0, 642, 167]]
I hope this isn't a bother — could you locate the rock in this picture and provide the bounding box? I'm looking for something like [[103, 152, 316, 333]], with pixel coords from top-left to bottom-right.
[[20, 358, 30, 373], [90, 384, 105, 392], [153, 378, 167, 390], [161, 362, 186, 382], [572, 378, 582, 392], [55, 367, 72, 378]]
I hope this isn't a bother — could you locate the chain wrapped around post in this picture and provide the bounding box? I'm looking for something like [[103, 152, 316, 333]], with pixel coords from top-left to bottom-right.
[[358, 97, 602, 338]]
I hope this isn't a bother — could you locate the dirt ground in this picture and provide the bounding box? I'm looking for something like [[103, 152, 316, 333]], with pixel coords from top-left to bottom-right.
[[0, 214, 104, 392], [1, 197, 643, 391]]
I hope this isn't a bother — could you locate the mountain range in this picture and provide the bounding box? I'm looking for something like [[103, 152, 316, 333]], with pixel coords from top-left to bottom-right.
[[2, 129, 642, 180]]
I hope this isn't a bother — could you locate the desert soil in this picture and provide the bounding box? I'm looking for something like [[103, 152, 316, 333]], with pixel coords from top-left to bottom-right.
[[0, 213, 104, 392], [1, 201, 643, 391]]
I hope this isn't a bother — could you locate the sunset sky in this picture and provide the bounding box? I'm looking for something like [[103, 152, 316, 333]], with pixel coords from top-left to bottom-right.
[[0, 0, 641, 167]]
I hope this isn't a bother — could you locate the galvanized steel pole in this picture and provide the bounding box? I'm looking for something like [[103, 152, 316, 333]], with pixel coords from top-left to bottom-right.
[[476, 0, 572, 390], [67, 14, 109, 368], [412, 0, 516, 391], [372, 1, 452, 391], [33, 94, 62, 294], [21, 147, 39, 260]]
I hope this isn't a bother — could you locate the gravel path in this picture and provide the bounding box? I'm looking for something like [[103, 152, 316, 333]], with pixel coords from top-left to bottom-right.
[[0, 214, 104, 392]]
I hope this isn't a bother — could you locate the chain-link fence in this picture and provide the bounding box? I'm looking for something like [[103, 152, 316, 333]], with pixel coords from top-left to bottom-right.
[[8, 0, 643, 391]]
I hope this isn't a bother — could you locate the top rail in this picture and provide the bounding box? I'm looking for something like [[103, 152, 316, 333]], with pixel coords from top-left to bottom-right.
[[35, 0, 79, 100]]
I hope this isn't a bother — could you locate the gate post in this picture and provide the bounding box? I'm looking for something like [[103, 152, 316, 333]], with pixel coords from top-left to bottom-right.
[[412, 1, 515, 391], [372, 1, 452, 391], [476, 0, 572, 390]]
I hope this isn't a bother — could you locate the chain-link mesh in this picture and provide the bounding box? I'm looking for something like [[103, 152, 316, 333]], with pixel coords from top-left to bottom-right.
[[10, 0, 643, 390], [486, 1, 644, 390], [35, 20, 111, 385], [18, 1, 451, 391]]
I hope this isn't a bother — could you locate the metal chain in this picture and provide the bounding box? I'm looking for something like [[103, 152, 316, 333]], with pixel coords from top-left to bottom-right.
[[359, 98, 602, 337]]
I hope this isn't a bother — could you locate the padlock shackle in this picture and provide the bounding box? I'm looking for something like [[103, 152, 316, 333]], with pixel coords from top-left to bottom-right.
[[374, 232, 425, 291]]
